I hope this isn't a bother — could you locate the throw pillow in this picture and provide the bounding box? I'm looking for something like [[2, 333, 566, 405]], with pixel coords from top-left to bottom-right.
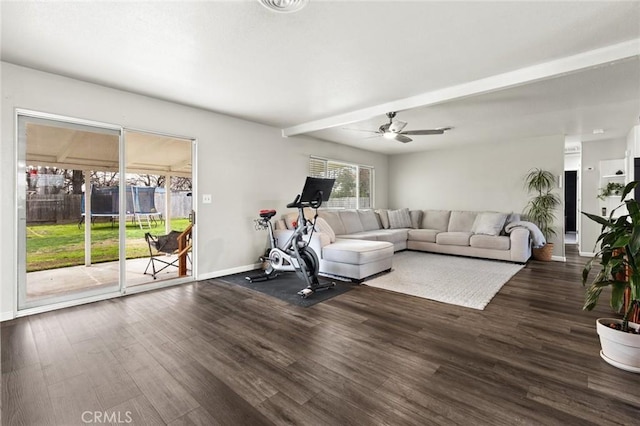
[[409, 210, 423, 229], [501, 212, 521, 235], [284, 207, 314, 230], [472, 212, 508, 236], [318, 210, 346, 235], [388, 208, 411, 229], [314, 217, 336, 243], [506, 212, 521, 224], [376, 209, 390, 229], [284, 212, 298, 230]]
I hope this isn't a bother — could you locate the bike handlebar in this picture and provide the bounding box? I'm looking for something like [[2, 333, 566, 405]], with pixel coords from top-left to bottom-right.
[[285, 192, 323, 209], [286, 194, 301, 208]]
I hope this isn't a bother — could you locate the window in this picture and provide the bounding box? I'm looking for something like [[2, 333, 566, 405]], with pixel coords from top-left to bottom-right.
[[309, 157, 374, 209]]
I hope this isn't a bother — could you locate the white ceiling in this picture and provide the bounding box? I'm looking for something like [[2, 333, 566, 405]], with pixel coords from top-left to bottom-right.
[[2, 1, 640, 154]]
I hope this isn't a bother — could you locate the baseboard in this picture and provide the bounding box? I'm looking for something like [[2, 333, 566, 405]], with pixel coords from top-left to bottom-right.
[[1, 311, 15, 322], [198, 263, 262, 281], [551, 256, 566, 262], [579, 251, 597, 257], [14, 291, 123, 319]]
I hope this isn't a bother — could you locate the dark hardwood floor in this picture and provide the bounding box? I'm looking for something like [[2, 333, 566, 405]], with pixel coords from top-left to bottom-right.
[[3, 246, 640, 425]]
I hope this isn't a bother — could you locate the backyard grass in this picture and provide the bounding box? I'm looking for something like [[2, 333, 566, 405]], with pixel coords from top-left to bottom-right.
[[27, 218, 191, 272]]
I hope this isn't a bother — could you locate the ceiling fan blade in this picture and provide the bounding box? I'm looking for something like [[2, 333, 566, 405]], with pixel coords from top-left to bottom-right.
[[342, 128, 380, 134], [389, 120, 407, 133], [394, 134, 412, 143], [379, 123, 391, 133], [401, 127, 451, 135]]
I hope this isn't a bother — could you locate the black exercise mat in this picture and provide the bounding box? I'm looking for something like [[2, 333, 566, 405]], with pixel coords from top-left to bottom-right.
[[213, 270, 354, 307]]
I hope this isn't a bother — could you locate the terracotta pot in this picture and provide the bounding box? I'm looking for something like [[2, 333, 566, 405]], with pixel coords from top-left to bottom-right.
[[596, 319, 640, 373], [532, 243, 554, 261]]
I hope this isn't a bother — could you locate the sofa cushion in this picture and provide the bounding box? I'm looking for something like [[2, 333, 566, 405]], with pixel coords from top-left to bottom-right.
[[388, 208, 411, 229], [470, 234, 510, 251], [314, 217, 336, 243], [338, 231, 380, 240], [318, 211, 346, 235], [323, 239, 394, 264], [448, 211, 478, 232], [339, 210, 364, 234], [436, 232, 472, 246], [409, 210, 423, 229], [372, 229, 409, 244], [408, 229, 440, 243], [376, 209, 390, 229], [421, 210, 451, 231], [472, 212, 508, 236], [358, 210, 381, 231]]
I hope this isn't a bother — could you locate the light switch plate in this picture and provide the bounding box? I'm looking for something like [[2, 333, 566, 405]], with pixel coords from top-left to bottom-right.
[[202, 194, 212, 204]]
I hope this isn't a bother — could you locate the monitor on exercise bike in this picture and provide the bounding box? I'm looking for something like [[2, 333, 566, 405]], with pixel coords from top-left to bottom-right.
[[299, 177, 335, 208]]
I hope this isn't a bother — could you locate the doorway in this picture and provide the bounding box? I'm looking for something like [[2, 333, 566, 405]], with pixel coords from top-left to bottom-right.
[[17, 111, 195, 313], [564, 170, 578, 245]]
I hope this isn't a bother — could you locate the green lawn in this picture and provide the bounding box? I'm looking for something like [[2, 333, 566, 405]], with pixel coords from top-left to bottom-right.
[[27, 218, 191, 272]]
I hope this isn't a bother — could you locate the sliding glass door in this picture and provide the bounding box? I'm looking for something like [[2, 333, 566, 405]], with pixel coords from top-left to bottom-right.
[[124, 130, 194, 287], [17, 112, 197, 312], [17, 113, 124, 310]]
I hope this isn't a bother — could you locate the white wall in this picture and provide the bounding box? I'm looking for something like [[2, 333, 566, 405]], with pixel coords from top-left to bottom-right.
[[580, 138, 627, 254], [0, 62, 389, 319], [388, 135, 565, 257], [565, 153, 580, 171], [627, 125, 640, 179]]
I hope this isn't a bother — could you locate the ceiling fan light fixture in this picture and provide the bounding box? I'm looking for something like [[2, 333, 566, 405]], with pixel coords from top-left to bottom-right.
[[258, 0, 309, 13], [383, 131, 396, 140]]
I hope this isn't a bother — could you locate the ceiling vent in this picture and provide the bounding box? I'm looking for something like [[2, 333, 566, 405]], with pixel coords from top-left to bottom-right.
[[258, 0, 309, 13]]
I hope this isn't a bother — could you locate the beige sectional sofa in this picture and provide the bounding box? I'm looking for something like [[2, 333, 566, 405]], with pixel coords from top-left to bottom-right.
[[405, 210, 531, 263], [274, 208, 531, 281]]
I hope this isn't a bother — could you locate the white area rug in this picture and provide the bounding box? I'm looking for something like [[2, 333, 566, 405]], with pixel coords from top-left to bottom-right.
[[365, 251, 524, 310]]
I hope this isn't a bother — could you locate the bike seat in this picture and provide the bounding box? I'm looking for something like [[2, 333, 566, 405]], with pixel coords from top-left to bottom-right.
[[259, 209, 277, 219]]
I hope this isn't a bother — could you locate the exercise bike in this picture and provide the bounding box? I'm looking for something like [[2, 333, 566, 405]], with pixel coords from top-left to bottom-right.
[[246, 177, 335, 298]]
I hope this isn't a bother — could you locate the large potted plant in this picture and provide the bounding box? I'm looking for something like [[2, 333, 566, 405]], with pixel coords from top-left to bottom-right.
[[582, 180, 640, 373], [524, 168, 561, 261]]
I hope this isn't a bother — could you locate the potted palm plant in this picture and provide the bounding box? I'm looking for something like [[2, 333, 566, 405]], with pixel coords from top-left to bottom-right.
[[582, 180, 640, 373], [524, 168, 561, 261]]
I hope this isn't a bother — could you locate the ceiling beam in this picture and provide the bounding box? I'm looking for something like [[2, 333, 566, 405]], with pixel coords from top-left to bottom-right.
[[125, 167, 191, 178], [54, 132, 77, 163], [26, 155, 120, 172], [282, 38, 640, 137], [169, 158, 191, 172]]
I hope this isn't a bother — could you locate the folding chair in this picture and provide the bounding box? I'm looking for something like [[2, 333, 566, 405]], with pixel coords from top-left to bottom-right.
[[144, 230, 191, 279]]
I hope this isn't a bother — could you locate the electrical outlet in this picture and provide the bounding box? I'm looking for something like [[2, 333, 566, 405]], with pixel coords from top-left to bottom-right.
[[202, 194, 212, 204]]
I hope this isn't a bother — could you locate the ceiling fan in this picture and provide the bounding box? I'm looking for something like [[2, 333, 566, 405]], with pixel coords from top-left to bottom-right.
[[345, 112, 451, 143]]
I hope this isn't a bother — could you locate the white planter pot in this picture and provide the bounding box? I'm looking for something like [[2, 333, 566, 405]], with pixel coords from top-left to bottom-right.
[[596, 318, 640, 373]]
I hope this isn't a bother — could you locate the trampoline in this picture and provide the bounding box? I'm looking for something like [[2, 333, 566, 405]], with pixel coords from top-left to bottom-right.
[[78, 186, 162, 229]]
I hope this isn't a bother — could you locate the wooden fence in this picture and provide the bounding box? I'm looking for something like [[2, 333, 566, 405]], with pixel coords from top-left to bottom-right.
[[26, 192, 192, 224], [27, 194, 82, 224]]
